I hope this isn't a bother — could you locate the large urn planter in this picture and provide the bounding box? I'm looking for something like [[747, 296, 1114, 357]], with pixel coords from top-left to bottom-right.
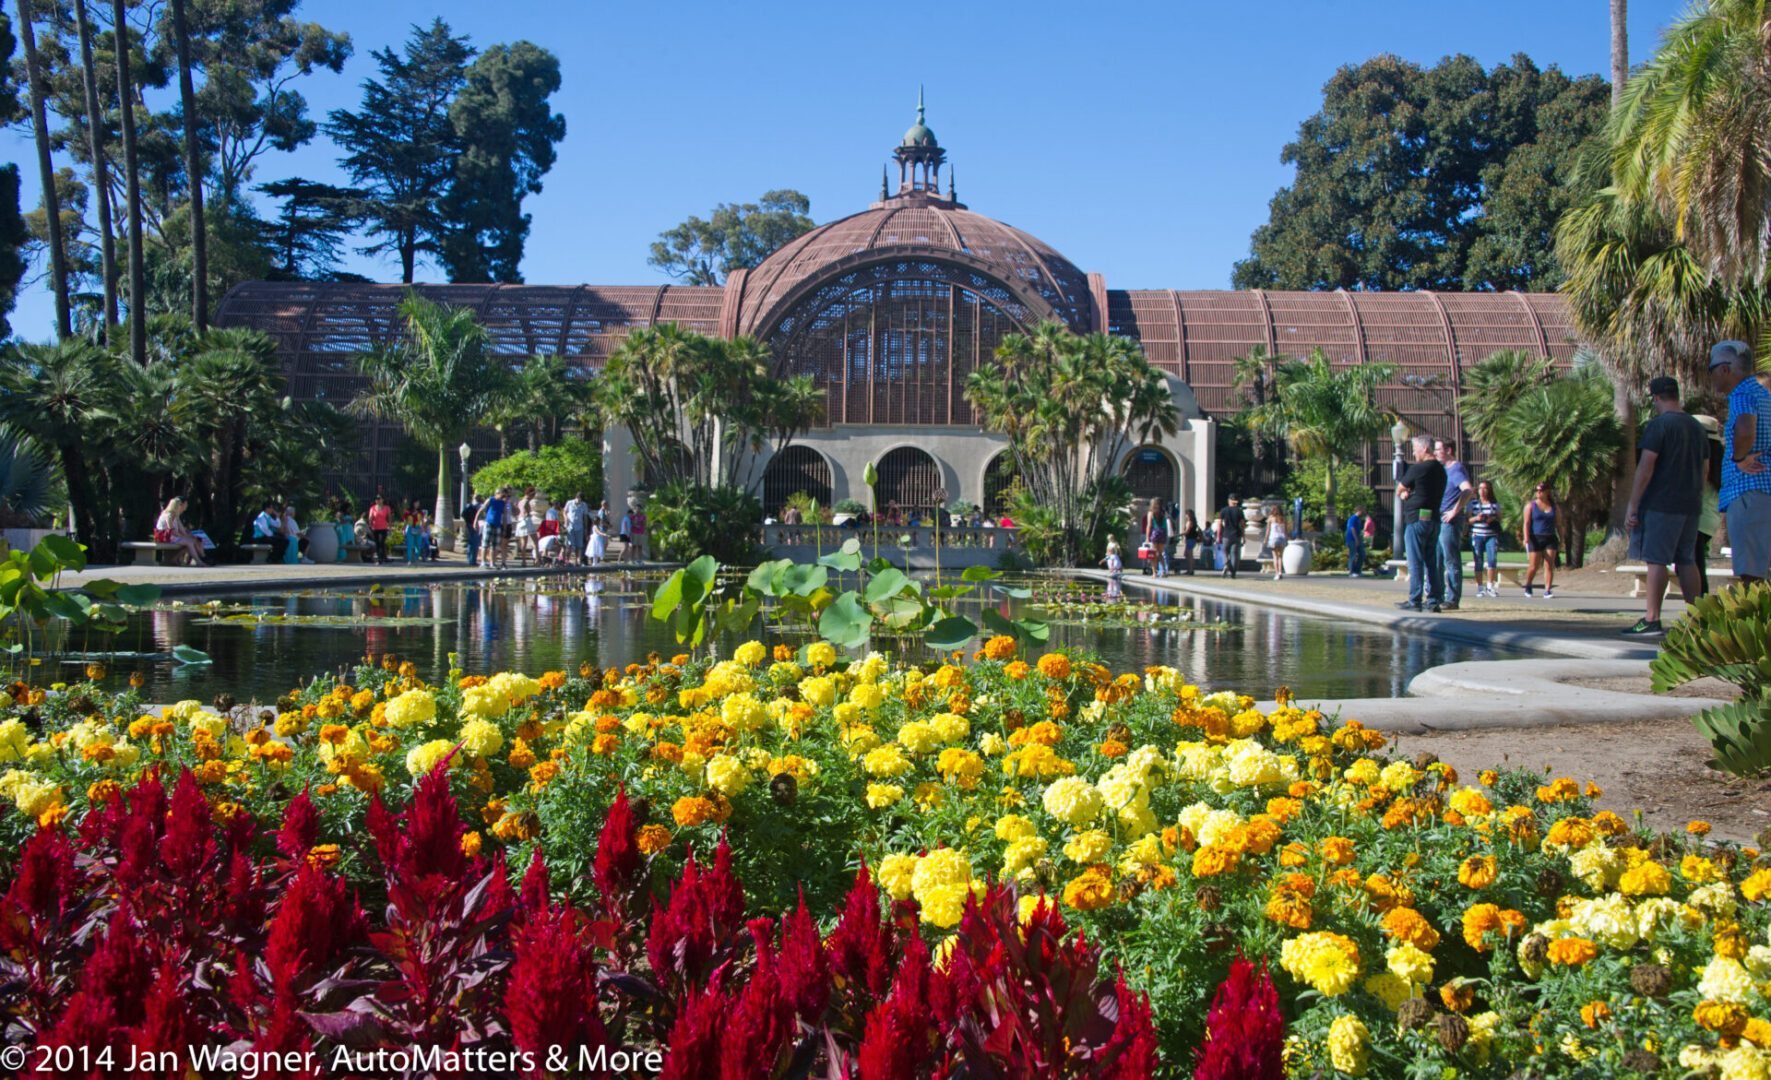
[[306, 524, 339, 563], [1281, 539, 1313, 576]]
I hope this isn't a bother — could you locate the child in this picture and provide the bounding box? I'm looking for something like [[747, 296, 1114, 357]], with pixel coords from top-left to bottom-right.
[[1103, 538, 1124, 600], [586, 517, 611, 566]]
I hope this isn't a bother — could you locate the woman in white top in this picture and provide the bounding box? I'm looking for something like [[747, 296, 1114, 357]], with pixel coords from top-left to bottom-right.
[[154, 498, 209, 566], [1265, 514, 1289, 581]]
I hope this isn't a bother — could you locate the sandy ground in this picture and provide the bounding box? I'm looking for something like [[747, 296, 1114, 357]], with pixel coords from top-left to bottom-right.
[[1392, 672, 1767, 843]]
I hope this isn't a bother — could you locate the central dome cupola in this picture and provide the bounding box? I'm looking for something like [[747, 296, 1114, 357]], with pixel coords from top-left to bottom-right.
[[887, 87, 956, 204]]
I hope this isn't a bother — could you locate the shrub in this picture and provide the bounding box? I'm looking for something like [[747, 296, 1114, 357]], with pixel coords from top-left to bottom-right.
[[1280, 457, 1378, 530], [1654, 583, 1771, 774], [469, 440, 602, 502], [833, 498, 867, 515], [645, 482, 765, 563]]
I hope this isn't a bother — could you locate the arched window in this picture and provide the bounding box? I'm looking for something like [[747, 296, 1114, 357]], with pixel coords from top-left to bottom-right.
[[874, 447, 941, 518], [1122, 446, 1176, 503], [759, 446, 833, 516], [983, 452, 1021, 517]]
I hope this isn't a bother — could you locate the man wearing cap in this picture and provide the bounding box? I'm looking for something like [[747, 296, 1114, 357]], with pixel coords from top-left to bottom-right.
[[1217, 495, 1246, 579], [1621, 376, 1709, 636], [1711, 341, 1770, 584]]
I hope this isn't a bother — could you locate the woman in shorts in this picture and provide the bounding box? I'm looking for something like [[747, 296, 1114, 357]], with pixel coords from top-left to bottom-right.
[[1519, 482, 1559, 599]]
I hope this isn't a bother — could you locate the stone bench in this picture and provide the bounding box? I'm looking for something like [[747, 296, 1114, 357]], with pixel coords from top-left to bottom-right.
[[1385, 559, 1529, 587], [121, 541, 191, 566], [1616, 563, 1736, 597], [241, 543, 272, 564]]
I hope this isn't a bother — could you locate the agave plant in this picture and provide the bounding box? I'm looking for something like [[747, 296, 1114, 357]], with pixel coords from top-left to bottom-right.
[[1653, 584, 1771, 774]]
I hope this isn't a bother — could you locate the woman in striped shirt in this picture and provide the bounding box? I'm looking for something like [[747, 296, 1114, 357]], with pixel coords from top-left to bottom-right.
[[1468, 480, 1504, 597]]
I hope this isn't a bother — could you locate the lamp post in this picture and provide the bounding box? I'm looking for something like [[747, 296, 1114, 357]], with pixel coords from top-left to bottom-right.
[[458, 442, 472, 513], [1390, 419, 1410, 558]]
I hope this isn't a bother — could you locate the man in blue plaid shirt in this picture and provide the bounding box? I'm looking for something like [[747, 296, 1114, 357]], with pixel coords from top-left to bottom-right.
[[1711, 341, 1770, 583]]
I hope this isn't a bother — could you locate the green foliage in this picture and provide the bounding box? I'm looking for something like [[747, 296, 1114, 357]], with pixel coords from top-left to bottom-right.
[[1280, 458, 1378, 531], [1485, 366, 1623, 566], [833, 498, 866, 515], [648, 190, 814, 286], [0, 423, 58, 526], [1653, 584, 1771, 774], [965, 322, 1177, 565], [0, 163, 26, 339], [1234, 53, 1608, 291], [469, 439, 601, 502], [1246, 348, 1395, 529], [324, 19, 563, 283], [0, 536, 160, 665], [1459, 350, 1557, 456], [645, 482, 765, 565]]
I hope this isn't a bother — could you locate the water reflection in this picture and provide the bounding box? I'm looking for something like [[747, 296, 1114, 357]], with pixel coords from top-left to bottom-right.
[[97, 576, 1518, 705]]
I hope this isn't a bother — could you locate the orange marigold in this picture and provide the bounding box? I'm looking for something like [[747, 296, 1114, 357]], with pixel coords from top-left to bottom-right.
[[1036, 653, 1072, 680], [1382, 906, 1442, 950], [982, 635, 1017, 661], [1458, 856, 1498, 889], [673, 796, 719, 827], [637, 824, 672, 854], [1546, 937, 1598, 967]]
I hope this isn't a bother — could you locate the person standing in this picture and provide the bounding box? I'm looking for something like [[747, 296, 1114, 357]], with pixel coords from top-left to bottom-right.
[[1435, 438, 1474, 610], [366, 495, 393, 565], [1264, 511, 1289, 581], [1394, 435, 1447, 613], [481, 487, 511, 570], [1711, 341, 1770, 584], [461, 491, 482, 567], [629, 504, 649, 561], [565, 492, 589, 567], [1622, 376, 1710, 636], [1467, 481, 1504, 597], [1344, 505, 1367, 577], [1143, 496, 1170, 577], [1693, 415, 1724, 596], [586, 514, 611, 565], [1217, 495, 1246, 578], [1181, 509, 1203, 575], [1519, 483, 1560, 598]]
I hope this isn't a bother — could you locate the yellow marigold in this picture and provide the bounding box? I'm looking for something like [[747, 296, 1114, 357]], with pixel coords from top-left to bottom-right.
[[1004, 660, 1031, 680], [1266, 796, 1303, 822], [1696, 1000, 1751, 1038], [1545, 816, 1597, 851], [1459, 855, 1498, 889], [1327, 1014, 1370, 1076], [636, 824, 672, 854], [305, 844, 341, 870], [1062, 867, 1114, 911], [460, 831, 482, 859], [1536, 777, 1580, 803], [672, 796, 718, 827], [1546, 937, 1599, 967], [1684, 855, 1724, 884], [509, 739, 538, 770], [528, 761, 561, 791], [1191, 845, 1239, 877], [732, 641, 767, 666], [1036, 653, 1071, 680], [457, 719, 503, 759], [1278, 842, 1310, 868], [492, 810, 540, 842], [865, 783, 904, 809], [1689, 820, 1713, 836], [1618, 861, 1672, 897], [1279, 931, 1361, 996], [405, 738, 458, 777], [936, 747, 985, 787], [1741, 868, 1771, 902], [1097, 739, 1128, 758], [1744, 1017, 1771, 1049], [1264, 889, 1312, 929], [1387, 941, 1434, 985], [1319, 836, 1356, 865], [591, 733, 620, 757], [1382, 907, 1442, 951]]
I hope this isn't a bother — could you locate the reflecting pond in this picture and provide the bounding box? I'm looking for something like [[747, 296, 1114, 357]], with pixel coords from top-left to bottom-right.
[[81, 574, 1522, 704]]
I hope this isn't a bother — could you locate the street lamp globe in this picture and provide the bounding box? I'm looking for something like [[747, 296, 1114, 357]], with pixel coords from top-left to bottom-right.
[[1390, 419, 1410, 448], [459, 441, 472, 466]]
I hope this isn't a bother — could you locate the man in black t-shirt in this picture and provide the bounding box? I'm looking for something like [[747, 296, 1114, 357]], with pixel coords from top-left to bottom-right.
[[462, 494, 482, 567], [1623, 376, 1710, 636], [1218, 496, 1247, 578], [1394, 434, 1448, 612]]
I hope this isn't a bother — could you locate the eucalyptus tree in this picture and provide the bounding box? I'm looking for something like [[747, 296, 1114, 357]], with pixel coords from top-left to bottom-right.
[[349, 292, 512, 529], [964, 322, 1178, 565], [71, 0, 117, 331], [16, 0, 71, 339], [111, 0, 145, 365], [1244, 348, 1396, 532]]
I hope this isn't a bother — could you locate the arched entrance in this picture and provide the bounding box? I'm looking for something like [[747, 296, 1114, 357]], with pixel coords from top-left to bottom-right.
[[759, 446, 833, 516], [874, 446, 941, 519], [983, 452, 1021, 517], [1122, 446, 1177, 504]]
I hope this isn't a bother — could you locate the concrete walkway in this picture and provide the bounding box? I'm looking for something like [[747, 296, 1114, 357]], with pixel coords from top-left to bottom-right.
[[1085, 568, 1664, 661]]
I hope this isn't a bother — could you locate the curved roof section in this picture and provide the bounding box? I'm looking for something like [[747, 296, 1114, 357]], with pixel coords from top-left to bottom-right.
[[733, 197, 1094, 337]]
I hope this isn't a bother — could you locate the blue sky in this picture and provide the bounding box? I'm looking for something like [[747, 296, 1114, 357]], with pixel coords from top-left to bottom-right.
[[1, 0, 1689, 340]]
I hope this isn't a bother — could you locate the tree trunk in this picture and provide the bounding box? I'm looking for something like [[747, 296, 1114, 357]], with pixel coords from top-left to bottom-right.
[[433, 442, 454, 541], [112, 0, 147, 367], [170, 0, 208, 330], [1323, 456, 1340, 534], [73, 0, 119, 334], [17, 0, 72, 341], [1607, 379, 1636, 539], [59, 443, 101, 559], [1610, 0, 1629, 107]]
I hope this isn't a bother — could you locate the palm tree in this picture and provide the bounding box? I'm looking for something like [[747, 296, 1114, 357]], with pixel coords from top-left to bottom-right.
[[73, 0, 119, 333], [16, 0, 72, 339], [1459, 350, 1557, 457], [1609, 0, 1771, 300], [1246, 348, 1396, 532], [0, 340, 116, 550], [350, 293, 512, 531], [169, 0, 208, 330], [112, 0, 147, 365], [172, 329, 284, 551], [0, 426, 59, 527], [1232, 344, 1285, 486], [1489, 368, 1624, 568], [1611, 0, 1628, 108]]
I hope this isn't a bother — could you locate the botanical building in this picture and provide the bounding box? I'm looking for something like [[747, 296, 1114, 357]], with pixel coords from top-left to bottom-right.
[[216, 104, 1580, 519]]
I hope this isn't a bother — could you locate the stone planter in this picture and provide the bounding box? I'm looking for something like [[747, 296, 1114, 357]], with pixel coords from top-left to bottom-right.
[[306, 523, 339, 563], [3, 527, 66, 553], [1281, 539, 1313, 576]]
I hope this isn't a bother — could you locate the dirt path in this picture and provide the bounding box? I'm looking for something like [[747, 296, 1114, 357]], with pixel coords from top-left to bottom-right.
[[1393, 714, 1771, 844]]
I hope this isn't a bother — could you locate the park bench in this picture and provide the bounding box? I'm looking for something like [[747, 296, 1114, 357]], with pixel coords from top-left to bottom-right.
[[120, 541, 192, 566], [1615, 563, 1737, 597], [1384, 559, 1530, 588], [241, 543, 272, 564]]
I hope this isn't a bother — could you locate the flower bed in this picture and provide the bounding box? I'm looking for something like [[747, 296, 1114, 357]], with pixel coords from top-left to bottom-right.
[[2, 641, 1768, 1077]]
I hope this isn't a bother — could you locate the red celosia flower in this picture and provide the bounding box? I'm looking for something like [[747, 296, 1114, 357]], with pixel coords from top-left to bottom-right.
[[1192, 955, 1284, 1080], [264, 863, 367, 991], [716, 921, 794, 1080], [159, 770, 215, 883], [776, 890, 829, 1024], [658, 976, 725, 1080], [706, 834, 745, 934], [825, 860, 897, 1007], [1103, 970, 1160, 1080], [520, 846, 551, 918], [855, 982, 931, 1080], [506, 901, 605, 1077], [130, 960, 199, 1073], [593, 784, 640, 903], [276, 786, 320, 860], [1, 826, 76, 927]]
